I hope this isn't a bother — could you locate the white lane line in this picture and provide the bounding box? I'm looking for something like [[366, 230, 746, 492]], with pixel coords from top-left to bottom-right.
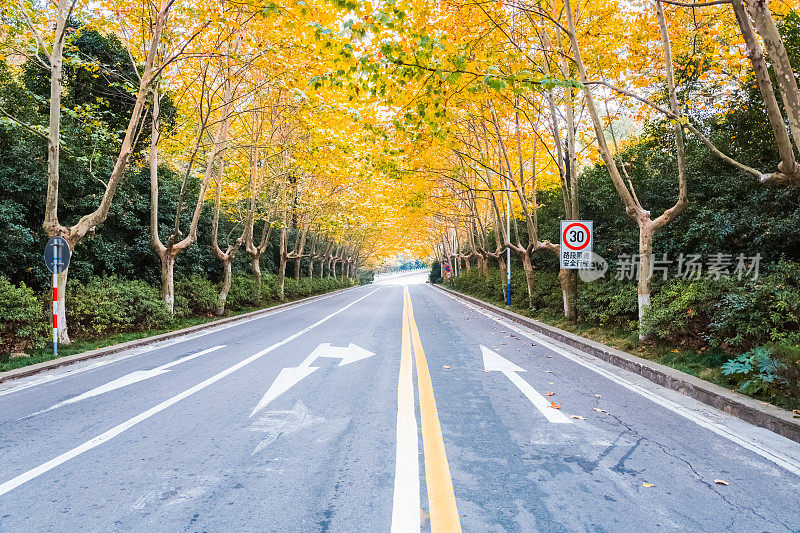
[[0, 289, 354, 396], [27, 346, 225, 417], [0, 360, 115, 398], [391, 288, 421, 533], [0, 288, 381, 497], [481, 345, 571, 424], [435, 287, 800, 478]]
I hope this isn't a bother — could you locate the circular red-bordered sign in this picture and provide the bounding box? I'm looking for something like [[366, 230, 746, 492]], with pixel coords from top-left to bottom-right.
[[562, 222, 591, 251]]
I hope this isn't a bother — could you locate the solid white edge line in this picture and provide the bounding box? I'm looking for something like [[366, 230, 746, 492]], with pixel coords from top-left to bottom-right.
[[0, 288, 381, 497], [433, 286, 800, 478], [391, 287, 421, 533], [0, 288, 355, 397]]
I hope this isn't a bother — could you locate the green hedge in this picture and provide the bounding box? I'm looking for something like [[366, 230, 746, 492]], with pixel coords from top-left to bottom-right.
[[642, 259, 800, 350], [576, 278, 638, 329], [175, 274, 218, 316], [0, 271, 349, 357], [0, 277, 47, 354], [67, 276, 172, 338]]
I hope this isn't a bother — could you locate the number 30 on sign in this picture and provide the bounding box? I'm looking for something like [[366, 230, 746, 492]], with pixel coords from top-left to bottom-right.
[[560, 220, 593, 270]]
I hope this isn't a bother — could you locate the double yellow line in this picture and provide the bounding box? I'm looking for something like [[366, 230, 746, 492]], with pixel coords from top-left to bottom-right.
[[402, 286, 461, 532]]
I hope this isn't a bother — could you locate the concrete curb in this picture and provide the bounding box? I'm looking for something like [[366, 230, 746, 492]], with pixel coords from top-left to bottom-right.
[[0, 286, 357, 385], [433, 284, 800, 444]]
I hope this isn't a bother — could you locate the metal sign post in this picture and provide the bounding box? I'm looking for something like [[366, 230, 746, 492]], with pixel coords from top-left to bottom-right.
[[505, 176, 512, 306], [44, 236, 71, 356]]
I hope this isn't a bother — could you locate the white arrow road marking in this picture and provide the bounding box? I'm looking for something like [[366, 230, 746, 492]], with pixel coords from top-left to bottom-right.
[[310, 343, 376, 366], [249, 343, 376, 418], [481, 345, 572, 424], [27, 346, 225, 417], [441, 290, 800, 476], [249, 400, 325, 455], [0, 288, 380, 497]]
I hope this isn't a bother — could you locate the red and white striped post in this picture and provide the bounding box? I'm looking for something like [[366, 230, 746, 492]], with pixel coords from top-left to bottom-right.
[[52, 242, 58, 357]]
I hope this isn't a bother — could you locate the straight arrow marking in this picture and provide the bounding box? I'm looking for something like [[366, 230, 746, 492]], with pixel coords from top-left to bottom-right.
[[481, 345, 572, 424], [28, 345, 226, 417], [250, 342, 375, 418]]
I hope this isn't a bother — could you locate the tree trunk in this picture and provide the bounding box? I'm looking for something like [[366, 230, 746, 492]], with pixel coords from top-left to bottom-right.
[[521, 252, 535, 310], [745, 0, 800, 159], [217, 259, 232, 315], [160, 252, 175, 315], [308, 258, 314, 278], [558, 269, 577, 322], [638, 224, 655, 340], [294, 257, 301, 281], [278, 255, 287, 300], [252, 255, 262, 296], [56, 267, 69, 344]]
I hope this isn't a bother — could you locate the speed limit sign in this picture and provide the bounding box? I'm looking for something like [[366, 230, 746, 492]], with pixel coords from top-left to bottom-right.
[[560, 220, 593, 269]]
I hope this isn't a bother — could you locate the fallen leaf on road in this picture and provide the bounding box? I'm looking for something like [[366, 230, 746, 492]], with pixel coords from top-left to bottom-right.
[[548, 382, 554, 385], [531, 343, 537, 346], [570, 415, 586, 420], [548, 402, 562, 409], [545, 392, 555, 396], [543, 370, 554, 373], [594, 394, 602, 398], [713, 479, 730, 486], [501, 330, 507, 333], [482, 370, 489, 373], [443, 366, 451, 369], [546, 355, 552, 358], [593, 408, 606, 413], [642, 482, 655, 488]]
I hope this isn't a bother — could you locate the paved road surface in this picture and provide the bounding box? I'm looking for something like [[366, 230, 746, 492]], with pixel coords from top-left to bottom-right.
[[1, 272, 799, 531]]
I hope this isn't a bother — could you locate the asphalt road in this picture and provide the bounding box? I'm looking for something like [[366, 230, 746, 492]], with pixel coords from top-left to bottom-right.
[[1, 272, 799, 532]]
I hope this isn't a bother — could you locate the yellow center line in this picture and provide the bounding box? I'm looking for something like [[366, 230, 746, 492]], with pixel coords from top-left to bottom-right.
[[404, 287, 462, 533]]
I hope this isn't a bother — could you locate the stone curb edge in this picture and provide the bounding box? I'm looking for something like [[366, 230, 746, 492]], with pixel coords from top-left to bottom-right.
[[0, 286, 357, 385], [432, 284, 800, 444]]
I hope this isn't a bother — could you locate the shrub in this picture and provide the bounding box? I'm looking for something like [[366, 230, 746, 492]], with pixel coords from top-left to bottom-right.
[[429, 260, 441, 284], [175, 274, 217, 316], [0, 277, 46, 354], [640, 278, 726, 347], [282, 278, 300, 299], [259, 274, 279, 302], [722, 338, 800, 402], [357, 269, 374, 285], [528, 272, 563, 313], [641, 260, 800, 350], [576, 278, 638, 329], [67, 276, 171, 338], [226, 275, 260, 310]]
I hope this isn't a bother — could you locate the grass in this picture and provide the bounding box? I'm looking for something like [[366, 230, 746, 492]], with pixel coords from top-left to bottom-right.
[[0, 290, 346, 374], [443, 284, 800, 412]]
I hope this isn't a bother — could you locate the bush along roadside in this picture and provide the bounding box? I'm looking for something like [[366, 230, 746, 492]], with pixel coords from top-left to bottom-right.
[[0, 273, 356, 370], [437, 264, 800, 411]]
